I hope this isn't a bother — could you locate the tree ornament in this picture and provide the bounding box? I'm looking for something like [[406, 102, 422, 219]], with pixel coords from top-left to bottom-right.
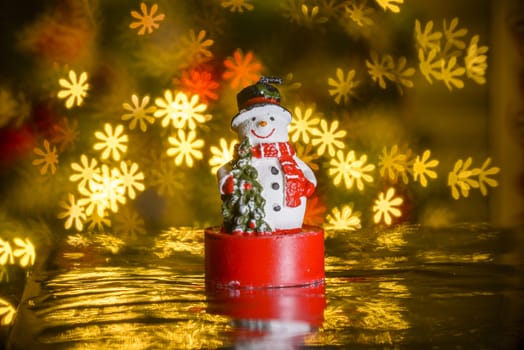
[[221, 137, 271, 234]]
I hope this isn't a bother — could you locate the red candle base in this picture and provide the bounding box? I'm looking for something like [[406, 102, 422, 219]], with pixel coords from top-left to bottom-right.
[[204, 225, 325, 289]]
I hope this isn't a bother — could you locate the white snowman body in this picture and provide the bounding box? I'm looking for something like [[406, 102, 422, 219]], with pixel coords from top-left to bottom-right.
[[218, 104, 316, 232]]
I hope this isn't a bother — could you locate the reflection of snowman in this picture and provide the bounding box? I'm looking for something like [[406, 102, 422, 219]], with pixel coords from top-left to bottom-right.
[[218, 77, 316, 232]]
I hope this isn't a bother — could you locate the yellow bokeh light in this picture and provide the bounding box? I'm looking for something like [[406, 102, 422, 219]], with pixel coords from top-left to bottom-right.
[[57, 70, 89, 109], [412, 150, 439, 187], [221, 0, 254, 13], [327, 68, 360, 105], [289, 105, 321, 143], [324, 204, 362, 234], [70, 154, 100, 190], [117, 161, 145, 200], [329, 150, 375, 191], [166, 130, 204, 167], [448, 157, 500, 200], [84, 165, 126, 216], [375, 0, 404, 13], [0, 239, 14, 265], [208, 138, 236, 175], [372, 187, 403, 225], [378, 145, 410, 184], [129, 2, 165, 35], [12, 237, 35, 267], [154, 90, 209, 130], [122, 94, 156, 132], [93, 124, 129, 161], [58, 193, 87, 231], [0, 298, 16, 326], [32, 139, 59, 175], [311, 119, 347, 157]]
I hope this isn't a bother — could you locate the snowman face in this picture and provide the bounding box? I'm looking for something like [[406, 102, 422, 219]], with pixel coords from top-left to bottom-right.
[[234, 106, 290, 145]]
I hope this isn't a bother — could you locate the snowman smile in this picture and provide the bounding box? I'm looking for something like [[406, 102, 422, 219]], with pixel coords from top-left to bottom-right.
[[251, 128, 275, 139]]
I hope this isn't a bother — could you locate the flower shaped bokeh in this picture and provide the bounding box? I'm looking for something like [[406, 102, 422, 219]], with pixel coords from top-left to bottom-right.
[[0, 0, 512, 245]]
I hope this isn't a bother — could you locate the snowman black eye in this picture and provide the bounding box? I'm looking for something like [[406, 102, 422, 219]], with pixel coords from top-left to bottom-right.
[[251, 117, 256, 121], [269, 116, 275, 121]]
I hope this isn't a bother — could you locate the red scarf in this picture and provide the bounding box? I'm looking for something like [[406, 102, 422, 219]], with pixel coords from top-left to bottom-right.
[[252, 142, 314, 207]]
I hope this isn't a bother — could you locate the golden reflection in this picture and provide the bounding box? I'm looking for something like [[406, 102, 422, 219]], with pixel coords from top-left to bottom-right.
[[152, 317, 229, 349], [324, 256, 359, 272], [43, 319, 230, 349], [66, 233, 90, 248], [93, 234, 125, 254], [375, 229, 407, 251], [354, 287, 410, 334], [378, 281, 411, 298], [357, 300, 409, 331], [370, 256, 409, 270], [319, 278, 356, 342], [66, 233, 125, 254], [325, 225, 415, 270], [417, 251, 492, 263], [153, 227, 204, 257], [33, 267, 230, 349], [307, 277, 410, 346]]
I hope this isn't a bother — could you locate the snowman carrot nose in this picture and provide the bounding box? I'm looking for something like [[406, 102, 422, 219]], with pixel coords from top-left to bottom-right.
[[258, 120, 268, 127]]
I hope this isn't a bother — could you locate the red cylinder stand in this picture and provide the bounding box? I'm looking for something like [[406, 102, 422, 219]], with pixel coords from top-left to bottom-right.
[[204, 225, 325, 289]]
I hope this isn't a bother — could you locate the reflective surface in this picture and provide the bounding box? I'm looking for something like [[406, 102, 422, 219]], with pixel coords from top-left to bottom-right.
[[6, 224, 524, 349]]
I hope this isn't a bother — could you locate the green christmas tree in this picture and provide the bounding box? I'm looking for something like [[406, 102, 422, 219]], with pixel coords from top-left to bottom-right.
[[221, 137, 271, 234]]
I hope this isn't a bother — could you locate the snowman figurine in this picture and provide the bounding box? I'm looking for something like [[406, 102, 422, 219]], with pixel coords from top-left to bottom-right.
[[218, 77, 316, 234]]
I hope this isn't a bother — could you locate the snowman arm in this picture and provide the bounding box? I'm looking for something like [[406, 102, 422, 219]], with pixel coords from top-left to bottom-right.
[[294, 157, 317, 186], [217, 163, 233, 195]]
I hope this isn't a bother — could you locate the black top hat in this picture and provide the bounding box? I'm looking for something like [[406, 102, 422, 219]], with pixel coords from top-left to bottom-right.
[[231, 76, 291, 128], [236, 76, 283, 110]]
